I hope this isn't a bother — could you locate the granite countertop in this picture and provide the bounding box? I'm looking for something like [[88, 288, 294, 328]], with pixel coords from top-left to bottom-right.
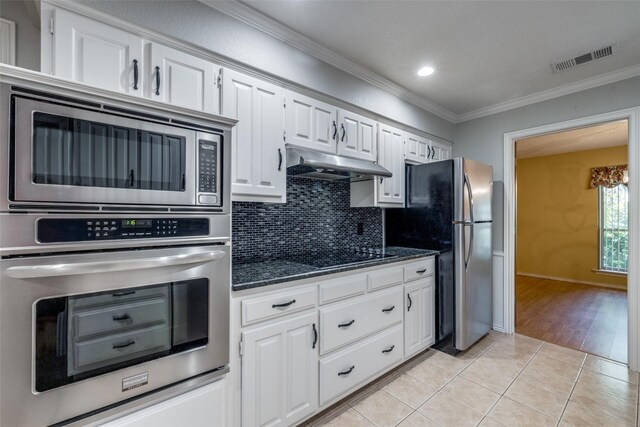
[[232, 246, 439, 291]]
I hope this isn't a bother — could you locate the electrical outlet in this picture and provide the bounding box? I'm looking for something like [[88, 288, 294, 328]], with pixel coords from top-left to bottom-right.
[[357, 222, 363, 235]]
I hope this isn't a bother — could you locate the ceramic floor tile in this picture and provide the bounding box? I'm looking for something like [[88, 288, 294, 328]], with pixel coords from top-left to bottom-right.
[[426, 349, 474, 373], [516, 356, 580, 398], [382, 373, 439, 409], [571, 378, 637, 424], [478, 417, 507, 427], [405, 359, 458, 389], [315, 408, 375, 427], [472, 353, 527, 378], [504, 377, 568, 419], [577, 369, 638, 403], [351, 389, 412, 427], [499, 333, 544, 352], [396, 411, 439, 427], [537, 342, 587, 366], [418, 392, 485, 427], [583, 355, 639, 385], [525, 354, 582, 383], [459, 360, 517, 394], [487, 397, 556, 427], [561, 401, 632, 427], [485, 340, 537, 362], [439, 376, 501, 415], [308, 403, 352, 426]]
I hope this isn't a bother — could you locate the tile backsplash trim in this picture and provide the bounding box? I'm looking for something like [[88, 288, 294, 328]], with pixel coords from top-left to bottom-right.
[[232, 177, 382, 263]]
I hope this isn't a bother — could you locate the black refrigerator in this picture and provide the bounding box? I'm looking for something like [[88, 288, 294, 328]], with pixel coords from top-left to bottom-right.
[[386, 158, 493, 354]]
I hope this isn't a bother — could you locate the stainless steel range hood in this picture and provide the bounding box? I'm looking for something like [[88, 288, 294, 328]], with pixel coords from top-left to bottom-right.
[[286, 145, 392, 182]]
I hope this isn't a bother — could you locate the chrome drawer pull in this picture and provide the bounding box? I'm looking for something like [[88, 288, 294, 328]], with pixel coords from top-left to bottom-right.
[[112, 314, 131, 322], [272, 299, 296, 309], [338, 319, 355, 328], [113, 340, 136, 350], [382, 305, 395, 313], [416, 268, 427, 274], [382, 345, 395, 354], [338, 366, 355, 376]]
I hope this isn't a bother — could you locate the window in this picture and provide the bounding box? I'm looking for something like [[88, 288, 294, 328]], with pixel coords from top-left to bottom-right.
[[599, 184, 629, 273]]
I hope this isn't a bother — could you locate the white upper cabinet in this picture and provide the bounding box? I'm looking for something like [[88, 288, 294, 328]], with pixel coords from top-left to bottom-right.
[[377, 123, 405, 205], [52, 8, 143, 96], [431, 140, 452, 161], [148, 43, 220, 115], [285, 90, 338, 154], [336, 109, 377, 162], [222, 69, 286, 203], [405, 132, 431, 164]]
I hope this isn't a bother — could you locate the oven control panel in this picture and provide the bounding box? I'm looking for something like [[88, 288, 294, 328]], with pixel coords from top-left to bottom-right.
[[37, 218, 210, 243]]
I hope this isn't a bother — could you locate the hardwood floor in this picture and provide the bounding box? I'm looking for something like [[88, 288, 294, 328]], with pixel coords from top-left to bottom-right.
[[515, 274, 628, 363]]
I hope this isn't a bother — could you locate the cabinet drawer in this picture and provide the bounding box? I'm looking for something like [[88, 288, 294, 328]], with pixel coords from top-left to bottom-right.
[[319, 325, 403, 405], [319, 274, 367, 305], [368, 267, 403, 292], [403, 257, 435, 282], [320, 287, 402, 354], [71, 325, 171, 374], [70, 285, 170, 309], [241, 285, 317, 326], [73, 297, 170, 340]]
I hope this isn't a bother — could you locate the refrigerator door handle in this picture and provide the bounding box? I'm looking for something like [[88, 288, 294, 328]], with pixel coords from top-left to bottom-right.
[[465, 224, 474, 271], [464, 172, 475, 223]]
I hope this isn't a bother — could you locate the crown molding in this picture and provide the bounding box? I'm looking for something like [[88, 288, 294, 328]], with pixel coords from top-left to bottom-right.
[[200, 0, 458, 123], [458, 63, 640, 123]]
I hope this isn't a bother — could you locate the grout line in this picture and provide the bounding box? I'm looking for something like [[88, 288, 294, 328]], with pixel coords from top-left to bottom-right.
[[556, 366, 582, 427]]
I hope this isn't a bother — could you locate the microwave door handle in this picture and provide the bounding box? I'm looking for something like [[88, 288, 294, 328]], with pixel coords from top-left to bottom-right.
[[5, 251, 226, 279]]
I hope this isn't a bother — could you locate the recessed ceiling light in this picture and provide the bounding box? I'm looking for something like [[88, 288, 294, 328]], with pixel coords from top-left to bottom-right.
[[417, 66, 435, 77]]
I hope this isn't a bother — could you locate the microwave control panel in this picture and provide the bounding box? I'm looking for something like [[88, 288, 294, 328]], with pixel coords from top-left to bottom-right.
[[37, 218, 210, 243], [198, 139, 218, 205]]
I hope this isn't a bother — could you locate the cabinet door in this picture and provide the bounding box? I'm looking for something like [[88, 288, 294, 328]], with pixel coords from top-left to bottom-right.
[[377, 124, 405, 205], [149, 43, 220, 114], [422, 279, 436, 347], [53, 8, 143, 96], [404, 284, 423, 358], [285, 91, 338, 154], [100, 379, 227, 427], [430, 141, 452, 162], [405, 132, 431, 164], [222, 69, 286, 203], [337, 109, 377, 162], [241, 312, 318, 427]]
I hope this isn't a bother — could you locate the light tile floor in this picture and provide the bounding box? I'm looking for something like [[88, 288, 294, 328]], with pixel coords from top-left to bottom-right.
[[303, 331, 639, 427]]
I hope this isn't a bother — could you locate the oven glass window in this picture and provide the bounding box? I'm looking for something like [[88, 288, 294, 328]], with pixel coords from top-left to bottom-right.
[[32, 112, 186, 192], [34, 279, 208, 392]]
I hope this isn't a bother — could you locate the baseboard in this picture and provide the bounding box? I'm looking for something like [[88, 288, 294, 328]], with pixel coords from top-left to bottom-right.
[[516, 272, 627, 290], [492, 325, 506, 333]]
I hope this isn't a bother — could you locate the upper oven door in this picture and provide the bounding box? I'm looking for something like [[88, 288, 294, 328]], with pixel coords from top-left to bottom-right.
[[12, 96, 197, 206]]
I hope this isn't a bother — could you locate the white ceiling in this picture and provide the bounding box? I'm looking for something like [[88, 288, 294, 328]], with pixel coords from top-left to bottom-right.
[[224, 0, 640, 121], [516, 120, 628, 159]]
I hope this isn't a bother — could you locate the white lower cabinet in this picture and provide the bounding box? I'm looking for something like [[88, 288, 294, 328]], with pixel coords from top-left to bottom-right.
[[319, 324, 403, 405], [241, 312, 318, 427], [404, 277, 436, 358], [101, 379, 227, 427]]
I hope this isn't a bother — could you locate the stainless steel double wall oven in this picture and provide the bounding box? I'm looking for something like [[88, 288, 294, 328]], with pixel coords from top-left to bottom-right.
[[0, 68, 235, 427]]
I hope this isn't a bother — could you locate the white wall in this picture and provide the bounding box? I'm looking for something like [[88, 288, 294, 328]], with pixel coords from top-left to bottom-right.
[[453, 75, 640, 250], [79, 0, 454, 142], [0, 0, 40, 71]]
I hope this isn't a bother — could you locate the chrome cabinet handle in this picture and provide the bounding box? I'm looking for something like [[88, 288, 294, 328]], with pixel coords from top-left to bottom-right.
[[382, 305, 395, 313], [332, 121, 338, 140], [338, 366, 355, 376], [133, 59, 139, 90], [312, 323, 318, 349], [407, 294, 412, 311], [340, 124, 346, 142], [278, 148, 283, 171], [155, 66, 161, 96], [382, 345, 395, 354], [112, 314, 131, 322], [5, 251, 226, 278], [338, 319, 355, 328], [272, 299, 296, 309], [113, 340, 136, 350], [427, 146, 431, 159]]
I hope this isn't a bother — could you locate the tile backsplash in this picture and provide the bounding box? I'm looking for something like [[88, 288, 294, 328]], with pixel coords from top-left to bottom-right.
[[232, 177, 382, 263]]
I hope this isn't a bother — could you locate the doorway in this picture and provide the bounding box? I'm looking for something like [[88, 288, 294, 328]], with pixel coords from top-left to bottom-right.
[[502, 107, 640, 370], [514, 120, 628, 363]]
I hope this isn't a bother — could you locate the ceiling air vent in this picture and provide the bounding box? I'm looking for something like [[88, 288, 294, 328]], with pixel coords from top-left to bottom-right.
[[551, 43, 620, 72]]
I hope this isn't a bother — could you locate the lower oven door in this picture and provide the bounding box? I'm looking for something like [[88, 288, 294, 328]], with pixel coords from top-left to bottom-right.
[[0, 244, 229, 427]]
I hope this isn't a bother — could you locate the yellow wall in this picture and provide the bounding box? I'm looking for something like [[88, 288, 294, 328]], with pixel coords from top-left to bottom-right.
[[516, 145, 627, 288]]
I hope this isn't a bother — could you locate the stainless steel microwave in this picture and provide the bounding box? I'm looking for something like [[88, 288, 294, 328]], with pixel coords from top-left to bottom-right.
[[2, 82, 231, 212]]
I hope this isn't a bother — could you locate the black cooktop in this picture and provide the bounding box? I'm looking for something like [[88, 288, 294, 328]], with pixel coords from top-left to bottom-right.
[[294, 249, 398, 270]]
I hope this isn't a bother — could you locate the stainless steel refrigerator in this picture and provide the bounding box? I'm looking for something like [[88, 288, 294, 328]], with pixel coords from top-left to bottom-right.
[[385, 158, 493, 354]]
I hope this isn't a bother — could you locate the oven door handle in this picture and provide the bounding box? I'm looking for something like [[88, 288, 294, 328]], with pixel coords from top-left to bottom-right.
[[5, 251, 226, 279]]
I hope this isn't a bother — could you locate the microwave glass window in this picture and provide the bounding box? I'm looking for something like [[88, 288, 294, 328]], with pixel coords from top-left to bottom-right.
[[32, 112, 186, 192], [34, 279, 208, 392]]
